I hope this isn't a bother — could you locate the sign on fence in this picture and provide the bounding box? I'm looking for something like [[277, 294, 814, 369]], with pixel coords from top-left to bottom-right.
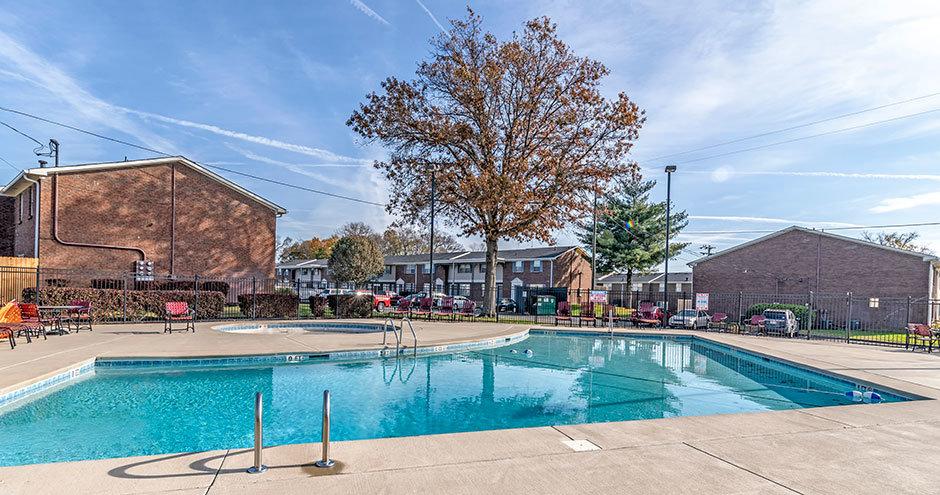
[[589, 290, 608, 304], [695, 292, 709, 310]]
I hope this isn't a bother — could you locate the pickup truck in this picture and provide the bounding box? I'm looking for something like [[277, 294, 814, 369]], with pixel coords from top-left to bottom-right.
[[354, 290, 397, 311]]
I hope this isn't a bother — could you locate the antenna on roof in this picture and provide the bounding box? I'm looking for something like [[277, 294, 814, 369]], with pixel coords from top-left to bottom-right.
[[38, 160, 47, 168], [35, 138, 59, 167]]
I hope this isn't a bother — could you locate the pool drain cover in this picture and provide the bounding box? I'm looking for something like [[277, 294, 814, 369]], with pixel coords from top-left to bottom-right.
[[562, 439, 601, 452]]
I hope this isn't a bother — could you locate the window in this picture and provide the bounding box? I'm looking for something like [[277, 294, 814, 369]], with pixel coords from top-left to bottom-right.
[[384, 265, 393, 276], [457, 264, 471, 274], [478, 263, 486, 273], [513, 261, 524, 273], [869, 297, 880, 308], [422, 283, 430, 293], [406, 264, 416, 274], [405, 283, 415, 292], [17, 193, 22, 225], [301, 268, 308, 275], [459, 283, 471, 295], [26, 186, 32, 219], [423, 263, 431, 274], [531, 260, 542, 273]]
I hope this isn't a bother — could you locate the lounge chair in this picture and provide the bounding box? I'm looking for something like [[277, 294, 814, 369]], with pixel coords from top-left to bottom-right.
[[68, 299, 93, 332], [164, 301, 195, 333], [392, 298, 412, 316], [435, 297, 455, 320], [709, 312, 728, 331], [0, 301, 18, 349], [579, 302, 597, 327], [456, 300, 476, 321], [17, 303, 50, 340], [744, 314, 766, 334], [555, 301, 573, 326], [631, 302, 663, 327], [907, 323, 938, 352], [412, 297, 434, 319]]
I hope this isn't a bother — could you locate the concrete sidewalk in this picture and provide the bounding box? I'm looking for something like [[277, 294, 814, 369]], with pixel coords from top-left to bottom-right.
[[0, 322, 938, 494]]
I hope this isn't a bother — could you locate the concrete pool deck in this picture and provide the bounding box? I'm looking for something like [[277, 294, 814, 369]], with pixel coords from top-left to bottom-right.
[[1, 320, 940, 494]]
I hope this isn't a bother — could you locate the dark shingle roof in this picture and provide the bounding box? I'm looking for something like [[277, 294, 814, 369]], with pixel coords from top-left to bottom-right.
[[383, 246, 580, 265]]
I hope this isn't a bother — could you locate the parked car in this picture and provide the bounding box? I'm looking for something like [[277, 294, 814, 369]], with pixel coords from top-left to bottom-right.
[[374, 290, 400, 308], [451, 295, 484, 316], [668, 309, 711, 329], [762, 309, 797, 337], [317, 288, 352, 298], [496, 298, 518, 313], [399, 292, 447, 308]]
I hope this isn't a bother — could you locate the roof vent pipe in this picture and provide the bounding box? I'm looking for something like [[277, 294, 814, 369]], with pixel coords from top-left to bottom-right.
[[38, 160, 47, 168]]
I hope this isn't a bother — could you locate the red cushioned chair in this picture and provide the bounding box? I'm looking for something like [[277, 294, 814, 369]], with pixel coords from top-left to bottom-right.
[[164, 301, 195, 333]]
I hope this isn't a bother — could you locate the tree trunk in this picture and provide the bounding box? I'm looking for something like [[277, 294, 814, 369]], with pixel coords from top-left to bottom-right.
[[484, 237, 499, 316]]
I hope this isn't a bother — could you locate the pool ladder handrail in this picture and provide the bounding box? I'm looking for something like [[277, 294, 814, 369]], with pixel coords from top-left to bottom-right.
[[401, 317, 418, 351], [382, 317, 401, 354]]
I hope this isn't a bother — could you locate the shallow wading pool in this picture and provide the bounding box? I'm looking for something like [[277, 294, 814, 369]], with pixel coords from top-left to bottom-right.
[[0, 332, 912, 466]]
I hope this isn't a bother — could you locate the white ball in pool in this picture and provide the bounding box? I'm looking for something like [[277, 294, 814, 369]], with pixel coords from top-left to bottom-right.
[[510, 349, 518, 354]]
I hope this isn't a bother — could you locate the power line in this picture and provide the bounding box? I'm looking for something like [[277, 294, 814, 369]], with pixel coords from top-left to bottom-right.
[[642, 91, 940, 162], [1, 120, 46, 153], [665, 107, 940, 167], [0, 105, 386, 207], [0, 154, 21, 173]]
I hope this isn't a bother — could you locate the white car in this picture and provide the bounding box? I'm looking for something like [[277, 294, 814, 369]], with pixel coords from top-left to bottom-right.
[[762, 309, 798, 337], [668, 309, 711, 329]]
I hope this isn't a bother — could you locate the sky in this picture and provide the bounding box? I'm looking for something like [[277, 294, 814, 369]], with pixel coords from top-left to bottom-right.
[[1, 0, 939, 271]]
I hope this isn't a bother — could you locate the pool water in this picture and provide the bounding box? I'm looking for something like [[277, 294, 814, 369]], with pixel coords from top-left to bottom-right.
[[0, 333, 908, 466]]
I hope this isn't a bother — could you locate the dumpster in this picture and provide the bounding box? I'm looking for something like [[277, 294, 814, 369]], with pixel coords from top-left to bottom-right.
[[534, 295, 557, 316]]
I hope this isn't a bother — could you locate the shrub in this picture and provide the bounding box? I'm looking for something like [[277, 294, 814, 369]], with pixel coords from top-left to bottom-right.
[[91, 278, 125, 289], [158, 280, 196, 291], [308, 296, 328, 318], [199, 281, 230, 296], [237, 293, 298, 318], [44, 278, 71, 288], [328, 294, 373, 318], [745, 303, 814, 326], [21, 287, 224, 321]]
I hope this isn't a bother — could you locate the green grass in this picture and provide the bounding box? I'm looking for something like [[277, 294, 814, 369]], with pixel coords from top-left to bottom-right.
[[805, 327, 910, 344]]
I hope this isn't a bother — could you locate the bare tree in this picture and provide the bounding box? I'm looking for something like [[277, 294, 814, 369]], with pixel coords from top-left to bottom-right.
[[348, 9, 644, 313], [862, 231, 934, 255]]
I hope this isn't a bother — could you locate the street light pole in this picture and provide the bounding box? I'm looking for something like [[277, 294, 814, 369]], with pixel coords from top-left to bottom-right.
[[662, 165, 677, 327], [429, 171, 436, 294], [591, 188, 597, 290]]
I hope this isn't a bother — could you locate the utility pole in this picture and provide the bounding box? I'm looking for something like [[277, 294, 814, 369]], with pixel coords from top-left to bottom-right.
[[700, 244, 715, 257], [428, 171, 436, 294], [662, 165, 676, 327], [591, 188, 597, 289]]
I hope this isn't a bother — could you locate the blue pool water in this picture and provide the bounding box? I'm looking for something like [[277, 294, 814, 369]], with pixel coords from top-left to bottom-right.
[[0, 333, 909, 466]]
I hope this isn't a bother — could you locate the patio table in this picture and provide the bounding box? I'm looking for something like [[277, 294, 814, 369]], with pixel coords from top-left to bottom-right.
[[38, 305, 83, 335]]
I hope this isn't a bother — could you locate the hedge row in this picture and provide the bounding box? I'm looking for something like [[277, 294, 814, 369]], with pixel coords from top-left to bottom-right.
[[45, 279, 232, 295], [308, 296, 329, 318], [745, 303, 814, 325], [21, 287, 224, 321], [237, 293, 298, 318], [325, 294, 373, 318]]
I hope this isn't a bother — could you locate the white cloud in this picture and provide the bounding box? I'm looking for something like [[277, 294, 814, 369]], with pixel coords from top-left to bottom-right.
[[0, 31, 176, 154], [689, 215, 858, 228], [349, 0, 390, 26], [118, 107, 371, 165], [690, 169, 940, 182], [870, 191, 940, 213], [415, 0, 447, 33]]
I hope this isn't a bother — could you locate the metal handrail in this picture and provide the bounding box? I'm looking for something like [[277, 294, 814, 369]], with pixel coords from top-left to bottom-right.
[[382, 317, 401, 354], [401, 317, 417, 352], [247, 392, 267, 474], [314, 389, 334, 468]]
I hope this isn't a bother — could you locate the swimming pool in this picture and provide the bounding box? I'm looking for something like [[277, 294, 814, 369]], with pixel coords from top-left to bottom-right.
[[0, 332, 910, 466], [214, 321, 387, 334]]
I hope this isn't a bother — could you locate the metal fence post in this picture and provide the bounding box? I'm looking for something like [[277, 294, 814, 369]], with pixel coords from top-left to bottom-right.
[[806, 291, 814, 340], [296, 279, 301, 319], [122, 274, 128, 322], [737, 291, 743, 325], [905, 295, 912, 350], [845, 292, 852, 343], [193, 274, 200, 321], [34, 265, 41, 305], [252, 276, 257, 319]]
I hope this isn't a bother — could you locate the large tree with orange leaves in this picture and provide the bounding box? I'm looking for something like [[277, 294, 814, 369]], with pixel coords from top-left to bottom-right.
[[347, 9, 644, 313]]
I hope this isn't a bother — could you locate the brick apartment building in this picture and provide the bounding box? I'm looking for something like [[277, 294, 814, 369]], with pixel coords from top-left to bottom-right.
[[0, 156, 286, 277], [278, 246, 593, 299], [597, 272, 693, 294], [689, 226, 940, 300]]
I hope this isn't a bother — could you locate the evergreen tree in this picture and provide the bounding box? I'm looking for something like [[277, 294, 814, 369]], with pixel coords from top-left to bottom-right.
[[578, 175, 689, 291]]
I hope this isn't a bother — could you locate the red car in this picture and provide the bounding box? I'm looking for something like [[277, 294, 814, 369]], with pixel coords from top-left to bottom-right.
[[355, 290, 398, 311]]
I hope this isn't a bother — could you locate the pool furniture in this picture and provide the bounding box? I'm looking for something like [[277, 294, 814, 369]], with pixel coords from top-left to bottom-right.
[[392, 298, 412, 316], [631, 302, 663, 327], [67, 300, 93, 332], [555, 301, 573, 326], [744, 315, 766, 334], [37, 305, 82, 335], [907, 323, 938, 352], [0, 301, 18, 348], [579, 302, 597, 327], [164, 302, 195, 333], [412, 297, 433, 319], [709, 312, 728, 331], [17, 304, 50, 340], [455, 300, 476, 320], [435, 297, 455, 320]]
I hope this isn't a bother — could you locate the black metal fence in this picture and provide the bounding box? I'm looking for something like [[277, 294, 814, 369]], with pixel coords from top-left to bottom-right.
[[4, 265, 938, 348]]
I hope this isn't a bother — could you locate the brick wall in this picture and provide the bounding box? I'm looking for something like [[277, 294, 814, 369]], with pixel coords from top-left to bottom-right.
[[692, 229, 932, 298], [0, 197, 14, 257], [30, 162, 276, 277]]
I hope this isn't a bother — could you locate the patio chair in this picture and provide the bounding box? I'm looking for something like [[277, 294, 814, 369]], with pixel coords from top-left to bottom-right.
[[579, 302, 597, 327], [555, 301, 573, 326], [0, 301, 18, 349], [907, 323, 938, 353], [631, 302, 662, 327], [456, 300, 476, 321], [435, 297, 456, 320], [744, 314, 766, 334], [601, 304, 621, 327], [392, 298, 412, 316], [17, 303, 50, 341], [68, 299, 93, 332], [164, 301, 195, 333], [709, 312, 728, 331], [412, 297, 434, 319]]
